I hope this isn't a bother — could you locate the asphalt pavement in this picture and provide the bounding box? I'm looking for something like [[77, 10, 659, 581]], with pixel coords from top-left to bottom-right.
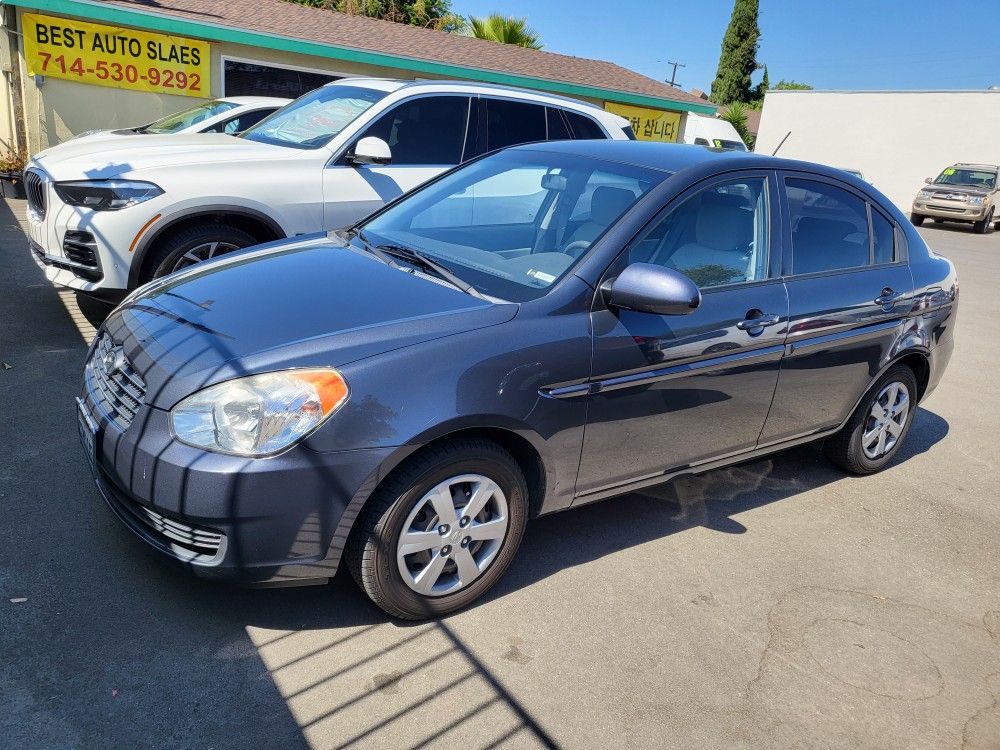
[[1, 198, 998, 749]]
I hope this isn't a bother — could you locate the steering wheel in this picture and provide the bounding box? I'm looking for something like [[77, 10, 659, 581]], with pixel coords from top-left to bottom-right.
[[562, 240, 592, 258]]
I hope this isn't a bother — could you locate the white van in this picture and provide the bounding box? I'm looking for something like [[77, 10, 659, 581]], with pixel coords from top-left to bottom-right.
[[680, 113, 748, 152]]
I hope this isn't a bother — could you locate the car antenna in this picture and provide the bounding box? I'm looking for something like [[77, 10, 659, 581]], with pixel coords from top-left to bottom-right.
[[771, 131, 791, 157]]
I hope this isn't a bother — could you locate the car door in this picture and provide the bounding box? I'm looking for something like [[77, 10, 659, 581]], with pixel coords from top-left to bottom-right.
[[322, 95, 474, 230], [757, 173, 914, 445], [575, 171, 789, 498]]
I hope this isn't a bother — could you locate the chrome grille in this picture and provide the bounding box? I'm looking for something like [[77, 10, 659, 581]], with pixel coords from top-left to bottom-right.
[[24, 170, 45, 218], [85, 334, 146, 431]]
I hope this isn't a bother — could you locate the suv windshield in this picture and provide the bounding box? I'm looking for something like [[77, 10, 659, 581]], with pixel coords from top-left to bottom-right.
[[359, 149, 667, 302], [141, 100, 240, 133], [241, 85, 387, 149], [933, 167, 997, 189]]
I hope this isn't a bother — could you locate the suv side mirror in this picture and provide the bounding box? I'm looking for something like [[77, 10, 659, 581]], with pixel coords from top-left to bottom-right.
[[349, 137, 392, 166], [924, 177, 933, 184], [601, 263, 701, 316]]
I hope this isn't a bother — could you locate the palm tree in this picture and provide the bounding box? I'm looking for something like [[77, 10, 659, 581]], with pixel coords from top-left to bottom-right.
[[464, 14, 542, 49]]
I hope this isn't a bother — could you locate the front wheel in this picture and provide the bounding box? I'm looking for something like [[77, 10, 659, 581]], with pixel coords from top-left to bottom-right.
[[145, 223, 259, 281], [973, 208, 994, 234], [346, 439, 529, 620], [824, 364, 918, 475], [909, 213, 924, 226]]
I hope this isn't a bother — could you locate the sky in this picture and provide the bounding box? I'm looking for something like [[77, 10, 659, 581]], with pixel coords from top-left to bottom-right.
[[454, 0, 1000, 93]]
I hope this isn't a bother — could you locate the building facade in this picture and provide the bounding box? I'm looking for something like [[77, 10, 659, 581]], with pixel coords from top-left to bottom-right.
[[0, 0, 715, 155]]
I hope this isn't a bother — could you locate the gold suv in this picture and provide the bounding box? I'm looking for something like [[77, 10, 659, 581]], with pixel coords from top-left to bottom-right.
[[911, 163, 999, 233]]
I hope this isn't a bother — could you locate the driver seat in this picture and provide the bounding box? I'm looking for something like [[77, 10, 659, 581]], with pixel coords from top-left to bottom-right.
[[561, 186, 636, 256]]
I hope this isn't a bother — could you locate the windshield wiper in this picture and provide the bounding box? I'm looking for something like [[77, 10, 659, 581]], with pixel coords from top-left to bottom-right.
[[374, 242, 486, 299], [343, 229, 401, 269]]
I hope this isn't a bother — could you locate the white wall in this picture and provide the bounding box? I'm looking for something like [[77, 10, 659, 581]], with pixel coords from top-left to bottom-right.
[[754, 90, 1000, 211]]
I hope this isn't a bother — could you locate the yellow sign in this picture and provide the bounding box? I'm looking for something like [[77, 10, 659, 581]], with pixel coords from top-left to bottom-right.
[[23, 13, 210, 97], [604, 102, 681, 143]]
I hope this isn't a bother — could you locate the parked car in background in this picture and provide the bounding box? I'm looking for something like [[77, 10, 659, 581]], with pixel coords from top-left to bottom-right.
[[910, 163, 1000, 233], [55, 97, 291, 146], [680, 113, 748, 151], [77, 142, 957, 619], [25, 79, 632, 298]]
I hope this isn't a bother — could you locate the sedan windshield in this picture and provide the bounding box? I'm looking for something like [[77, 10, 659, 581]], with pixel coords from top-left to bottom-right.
[[241, 85, 387, 149], [141, 100, 240, 133], [934, 167, 997, 189], [359, 149, 668, 302]]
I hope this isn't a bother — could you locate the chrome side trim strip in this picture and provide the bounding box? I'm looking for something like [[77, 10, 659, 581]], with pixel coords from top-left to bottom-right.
[[787, 319, 901, 354]]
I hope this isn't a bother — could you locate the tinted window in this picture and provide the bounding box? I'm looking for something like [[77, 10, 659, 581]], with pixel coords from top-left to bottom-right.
[[203, 108, 275, 134], [564, 110, 606, 139], [359, 96, 470, 165], [485, 99, 547, 151], [545, 107, 572, 140], [630, 177, 769, 288], [142, 100, 239, 134], [872, 209, 895, 265], [224, 60, 339, 98], [786, 178, 870, 274]]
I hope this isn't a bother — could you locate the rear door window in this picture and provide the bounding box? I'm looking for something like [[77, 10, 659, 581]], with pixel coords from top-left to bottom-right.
[[785, 178, 871, 274], [564, 110, 606, 139], [871, 208, 896, 265], [485, 99, 547, 151]]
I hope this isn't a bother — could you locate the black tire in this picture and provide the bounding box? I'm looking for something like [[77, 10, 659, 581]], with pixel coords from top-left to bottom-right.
[[144, 223, 259, 281], [932, 218, 944, 224], [345, 439, 529, 620], [910, 213, 924, 227], [973, 208, 994, 234], [824, 364, 918, 475]]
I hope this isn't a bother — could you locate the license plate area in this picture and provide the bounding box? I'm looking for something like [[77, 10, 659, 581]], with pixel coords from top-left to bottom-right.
[[77, 397, 99, 472]]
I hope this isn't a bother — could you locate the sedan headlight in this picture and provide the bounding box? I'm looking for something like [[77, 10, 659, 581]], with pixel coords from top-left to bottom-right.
[[170, 369, 349, 457], [53, 179, 163, 210], [967, 195, 985, 205], [919, 189, 934, 199]]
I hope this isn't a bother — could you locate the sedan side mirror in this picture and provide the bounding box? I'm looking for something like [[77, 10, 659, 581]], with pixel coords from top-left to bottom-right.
[[349, 136, 392, 166], [601, 263, 701, 316]]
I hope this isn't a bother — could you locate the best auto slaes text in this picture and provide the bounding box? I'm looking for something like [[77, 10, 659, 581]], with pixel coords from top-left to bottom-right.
[[32, 21, 202, 65]]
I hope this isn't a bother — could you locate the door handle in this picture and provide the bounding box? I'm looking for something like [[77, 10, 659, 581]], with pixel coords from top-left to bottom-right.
[[736, 313, 782, 331], [875, 288, 903, 306]]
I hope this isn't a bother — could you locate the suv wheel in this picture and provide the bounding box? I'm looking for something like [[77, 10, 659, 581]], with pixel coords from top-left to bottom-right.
[[973, 208, 994, 234], [146, 223, 259, 281], [909, 213, 924, 227], [824, 364, 917, 475], [346, 439, 528, 620]]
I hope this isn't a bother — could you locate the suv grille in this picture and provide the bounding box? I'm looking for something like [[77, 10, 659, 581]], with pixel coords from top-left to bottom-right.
[[85, 334, 146, 431], [24, 170, 45, 218]]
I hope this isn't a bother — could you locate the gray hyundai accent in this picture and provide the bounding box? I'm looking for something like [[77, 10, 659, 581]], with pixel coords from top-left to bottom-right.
[[78, 141, 957, 619]]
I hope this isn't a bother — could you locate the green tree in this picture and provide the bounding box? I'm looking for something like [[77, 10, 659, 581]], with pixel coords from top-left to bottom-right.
[[283, 0, 455, 27], [720, 101, 753, 149], [463, 14, 543, 49], [710, 0, 760, 105], [773, 79, 813, 90]]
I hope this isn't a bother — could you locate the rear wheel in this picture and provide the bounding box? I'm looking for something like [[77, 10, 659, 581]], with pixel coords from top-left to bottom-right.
[[145, 223, 259, 281], [346, 439, 529, 620], [824, 364, 917, 475], [910, 213, 924, 227], [973, 208, 994, 234]]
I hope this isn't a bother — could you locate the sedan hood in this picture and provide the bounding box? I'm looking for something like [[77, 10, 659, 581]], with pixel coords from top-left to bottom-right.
[[105, 237, 517, 409], [30, 133, 296, 181]]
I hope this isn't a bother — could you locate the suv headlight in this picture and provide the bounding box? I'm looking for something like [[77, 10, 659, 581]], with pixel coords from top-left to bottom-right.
[[967, 195, 985, 205], [170, 369, 349, 457], [53, 179, 163, 210], [919, 189, 934, 199]]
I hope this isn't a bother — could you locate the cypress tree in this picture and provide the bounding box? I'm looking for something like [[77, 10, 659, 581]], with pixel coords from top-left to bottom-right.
[[710, 0, 760, 105]]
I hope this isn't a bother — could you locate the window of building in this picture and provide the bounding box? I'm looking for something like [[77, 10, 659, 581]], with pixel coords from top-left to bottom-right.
[[223, 59, 340, 99]]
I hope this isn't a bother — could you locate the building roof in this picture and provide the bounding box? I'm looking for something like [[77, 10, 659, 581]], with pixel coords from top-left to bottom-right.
[[14, 0, 716, 114]]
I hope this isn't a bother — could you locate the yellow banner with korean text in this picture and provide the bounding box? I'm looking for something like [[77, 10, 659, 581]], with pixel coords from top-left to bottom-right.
[[604, 102, 681, 143], [23, 13, 210, 97]]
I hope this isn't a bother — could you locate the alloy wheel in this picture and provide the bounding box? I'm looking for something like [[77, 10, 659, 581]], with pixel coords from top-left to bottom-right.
[[861, 381, 910, 459], [396, 474, 508, 597], [171, 240, 240, 272]]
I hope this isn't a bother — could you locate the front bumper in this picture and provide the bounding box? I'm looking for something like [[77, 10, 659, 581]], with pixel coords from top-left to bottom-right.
[[78, 381, 393, 584], [912, 200, 990, 221]]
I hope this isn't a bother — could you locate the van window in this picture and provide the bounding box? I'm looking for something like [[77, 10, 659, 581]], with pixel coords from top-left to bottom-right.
[[786, 178, 871, 274], [485, 99, 547, 151]]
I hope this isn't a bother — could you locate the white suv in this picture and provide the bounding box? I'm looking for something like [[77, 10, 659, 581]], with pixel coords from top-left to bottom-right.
[[25, 78, 632, 296]]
